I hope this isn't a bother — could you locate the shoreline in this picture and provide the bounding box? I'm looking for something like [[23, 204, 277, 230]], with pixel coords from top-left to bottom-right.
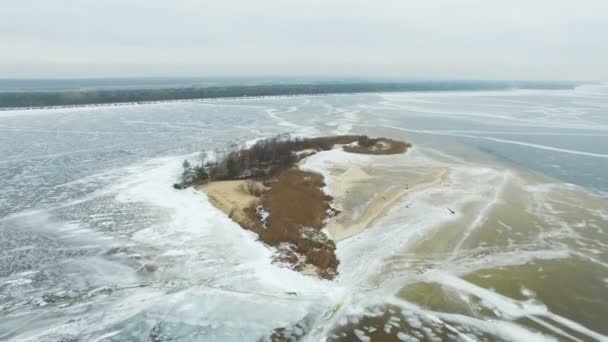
[[191, 137, 453, 279], [0, 81, 577, 110]]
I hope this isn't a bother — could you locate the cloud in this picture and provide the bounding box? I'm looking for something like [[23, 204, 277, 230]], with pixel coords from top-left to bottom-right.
[[1, 0, 606, 79]]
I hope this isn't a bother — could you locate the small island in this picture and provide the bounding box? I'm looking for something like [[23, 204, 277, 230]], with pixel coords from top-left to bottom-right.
[[175, 135, 411, 279]]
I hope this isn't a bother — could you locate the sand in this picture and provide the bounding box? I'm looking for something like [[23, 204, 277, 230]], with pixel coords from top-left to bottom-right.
[[196, 180, 263, 230], [326, 165, 449, 241]]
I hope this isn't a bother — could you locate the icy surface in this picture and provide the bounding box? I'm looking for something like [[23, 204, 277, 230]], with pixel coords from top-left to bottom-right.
[[1, 90, 608, 341]]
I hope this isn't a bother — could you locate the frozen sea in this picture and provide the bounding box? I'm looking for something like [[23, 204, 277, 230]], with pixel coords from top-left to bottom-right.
[[1, 84, 607, 341]]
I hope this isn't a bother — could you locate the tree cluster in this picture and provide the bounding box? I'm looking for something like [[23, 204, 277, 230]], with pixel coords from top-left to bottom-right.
[[174, 134, 368, 189], [0, 81, 575, 109]]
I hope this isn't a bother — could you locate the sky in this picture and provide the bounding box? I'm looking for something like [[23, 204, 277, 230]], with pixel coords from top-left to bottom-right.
[[1, 0, 607, 80]]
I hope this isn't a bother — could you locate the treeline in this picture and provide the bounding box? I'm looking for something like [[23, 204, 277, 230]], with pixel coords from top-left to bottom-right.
[[0, 81, 576, 108], [175, 135, 366, 189]]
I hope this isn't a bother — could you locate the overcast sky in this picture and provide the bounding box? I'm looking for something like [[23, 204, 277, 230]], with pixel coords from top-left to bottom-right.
[[1, 0, 607, 80]]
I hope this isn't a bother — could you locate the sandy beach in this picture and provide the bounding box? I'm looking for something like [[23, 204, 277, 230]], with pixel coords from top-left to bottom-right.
[[195, 143, 454, 278], [196, 180, 265, 231], [297, 147, 452, 242], [323, 163, 449, 241]]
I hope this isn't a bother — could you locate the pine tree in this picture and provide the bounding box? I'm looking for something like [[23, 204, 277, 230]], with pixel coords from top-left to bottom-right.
[[181, 160, 194, 186], [227, 158, 239, 179]]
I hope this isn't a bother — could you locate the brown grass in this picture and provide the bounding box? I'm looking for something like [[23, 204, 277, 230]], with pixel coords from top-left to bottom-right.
[[263, 169, 328, 234], [255, 168, 339, 279], [220, 168, 337, 279]]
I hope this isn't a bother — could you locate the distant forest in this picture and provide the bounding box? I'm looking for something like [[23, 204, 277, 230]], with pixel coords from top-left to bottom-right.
[[0, 81, 576, 109]]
